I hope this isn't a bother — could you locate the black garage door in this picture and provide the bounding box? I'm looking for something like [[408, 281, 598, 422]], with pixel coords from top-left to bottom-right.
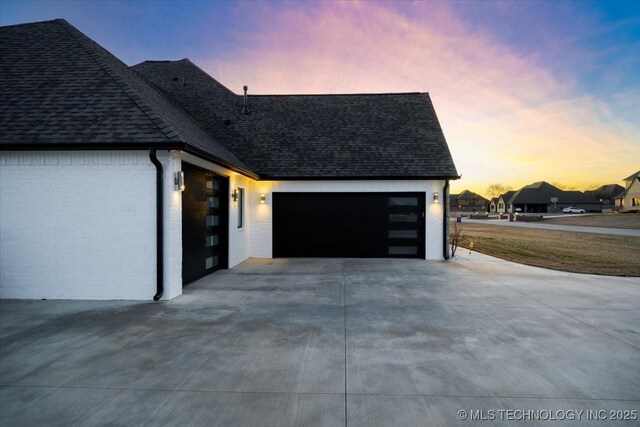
[[182, 163, 228, 285], [273, 193, 425, 258]]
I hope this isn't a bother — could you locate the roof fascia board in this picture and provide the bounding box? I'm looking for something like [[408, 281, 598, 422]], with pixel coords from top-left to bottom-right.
[[0, 142, 180, 151], [181, 145, 259, 180], [259, 175, 461, 181]]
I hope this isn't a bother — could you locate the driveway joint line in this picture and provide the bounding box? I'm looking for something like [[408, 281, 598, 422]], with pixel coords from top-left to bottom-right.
[[6, 384, 639, 402], [3, 383, 345, 395], [346, 392, 640, 401], [342, 260, 348, 427]]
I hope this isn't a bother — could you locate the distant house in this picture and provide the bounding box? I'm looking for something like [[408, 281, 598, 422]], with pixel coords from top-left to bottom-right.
[[503, 182, 601, 214], [496, 191, 515, 214], [614, 170, 640, 213], [489, 197, 499, 213], [585, 184, 624, 211], [450, 190, 489, 213]]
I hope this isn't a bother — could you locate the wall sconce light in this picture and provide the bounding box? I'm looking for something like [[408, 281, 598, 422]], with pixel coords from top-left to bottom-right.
[[433, 192, 439, 203], [260, 194, 266, 204], [174, 171, 185, 191], [231, 189, 238, 202]]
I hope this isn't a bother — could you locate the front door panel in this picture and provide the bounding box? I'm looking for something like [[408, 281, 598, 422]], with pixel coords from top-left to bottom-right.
[[182, 163, 228, 285]]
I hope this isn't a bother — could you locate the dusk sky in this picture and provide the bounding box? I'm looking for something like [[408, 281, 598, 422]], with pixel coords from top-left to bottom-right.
[[2, 0, 639, 196]]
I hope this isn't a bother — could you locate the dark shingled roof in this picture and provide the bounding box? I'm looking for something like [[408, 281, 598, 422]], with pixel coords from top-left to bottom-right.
[[508, 182, 599, 205], [132, 59, 459, 179], [1, 19, 459, 180], [499, 191, 516, 202], [0, 20, 253, 175], [585, 184, 625, 199], [455, 190, 488, 202]]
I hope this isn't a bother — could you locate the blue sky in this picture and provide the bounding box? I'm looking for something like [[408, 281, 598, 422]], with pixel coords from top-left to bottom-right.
[[2, 0, 639, 194]]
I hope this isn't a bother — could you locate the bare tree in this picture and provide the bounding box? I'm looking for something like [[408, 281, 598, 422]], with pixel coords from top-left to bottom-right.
[[485, 183, 512, 199], [450, 220, 463, 258]]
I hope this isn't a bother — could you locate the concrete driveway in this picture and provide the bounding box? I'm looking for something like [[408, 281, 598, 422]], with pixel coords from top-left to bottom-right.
[[1, 256, 639, 426]]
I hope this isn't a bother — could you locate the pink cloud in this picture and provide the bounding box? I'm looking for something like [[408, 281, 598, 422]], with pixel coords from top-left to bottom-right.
[[202, 1, 640, 195]]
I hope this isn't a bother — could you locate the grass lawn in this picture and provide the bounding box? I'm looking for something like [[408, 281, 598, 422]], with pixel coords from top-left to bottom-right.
[[543, 213, 640, 229], [454, 222, 640, 276]]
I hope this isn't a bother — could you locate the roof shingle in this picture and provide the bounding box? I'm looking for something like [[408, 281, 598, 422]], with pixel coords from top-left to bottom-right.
[[0, 19, 251, 174], [133, 59, 459, 179]]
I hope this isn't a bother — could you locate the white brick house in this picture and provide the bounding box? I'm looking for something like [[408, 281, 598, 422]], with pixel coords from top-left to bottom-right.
[[0, 20, 459, 300]]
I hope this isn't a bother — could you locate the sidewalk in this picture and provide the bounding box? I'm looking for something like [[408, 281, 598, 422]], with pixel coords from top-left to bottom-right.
[[464, 218, 640, 237]]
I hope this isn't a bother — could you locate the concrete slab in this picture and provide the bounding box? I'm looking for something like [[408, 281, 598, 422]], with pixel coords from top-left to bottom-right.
[[1, 255, 639, 426], [347, 395, 640, 426]]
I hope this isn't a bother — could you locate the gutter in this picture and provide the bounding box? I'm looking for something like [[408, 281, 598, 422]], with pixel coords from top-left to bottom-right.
[[148, 148, 164, 301], [443, 179, 450, 260]]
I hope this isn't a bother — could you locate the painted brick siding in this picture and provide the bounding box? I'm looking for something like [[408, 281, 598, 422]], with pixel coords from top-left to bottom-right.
[[249, 180, 446, 260], [0, 149, 447, 301], [0, 151, 156, 300], [159, 150, 183, 299], [180, 153, 446, 263]]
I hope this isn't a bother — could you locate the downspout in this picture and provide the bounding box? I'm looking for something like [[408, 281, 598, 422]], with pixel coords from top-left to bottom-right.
[[149, 148, 164, 301], [443, 179, 450, 260]]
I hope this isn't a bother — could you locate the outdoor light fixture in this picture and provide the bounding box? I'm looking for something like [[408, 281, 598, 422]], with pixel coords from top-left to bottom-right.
[[433, 192, 439, 203], [174, 171, 185, 191], [260, 194, 266, 204], [231, 189, 238, 202]]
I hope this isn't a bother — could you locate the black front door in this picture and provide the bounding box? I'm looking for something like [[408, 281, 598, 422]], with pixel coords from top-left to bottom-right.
[[273, 192, 425, 258], [181, 163, 228, 285]]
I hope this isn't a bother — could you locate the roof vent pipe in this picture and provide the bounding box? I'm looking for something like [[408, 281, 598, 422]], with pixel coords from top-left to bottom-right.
[[241, 85, 250, 115]]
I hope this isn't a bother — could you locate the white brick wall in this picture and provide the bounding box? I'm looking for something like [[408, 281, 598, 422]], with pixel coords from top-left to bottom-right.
[[0, 151, 157, 300], [248, 180, 446, 260], [0, 149, 447, 300], [180, 153, 447, 263], [159, 150, 183, 300]]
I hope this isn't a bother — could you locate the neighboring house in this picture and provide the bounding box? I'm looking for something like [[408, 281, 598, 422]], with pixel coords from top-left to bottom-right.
[[585, 184, 624, 211], [614, 170, 640, 213], [449, 190, 489, 213], [489, 198, 498, 213], [496, 191, 515, 214], [0, 20, 459, 300], [504, 182, 601, 214]]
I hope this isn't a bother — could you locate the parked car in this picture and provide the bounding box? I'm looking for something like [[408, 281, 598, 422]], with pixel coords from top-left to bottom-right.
[[563, 207, 585, 214]]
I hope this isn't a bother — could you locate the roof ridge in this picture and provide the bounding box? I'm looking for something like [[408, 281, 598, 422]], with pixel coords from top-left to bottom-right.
[[623, 170, 640, 181], [57, 20, 185, 144], [249, 92, 427, 97], [0, 18, 62, 29], [132, 59, 238, 97], [178, 59, 238, 97]]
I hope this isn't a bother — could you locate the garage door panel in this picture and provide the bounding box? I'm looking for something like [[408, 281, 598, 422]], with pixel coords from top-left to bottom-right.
[[273, 192, 425, 258]]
